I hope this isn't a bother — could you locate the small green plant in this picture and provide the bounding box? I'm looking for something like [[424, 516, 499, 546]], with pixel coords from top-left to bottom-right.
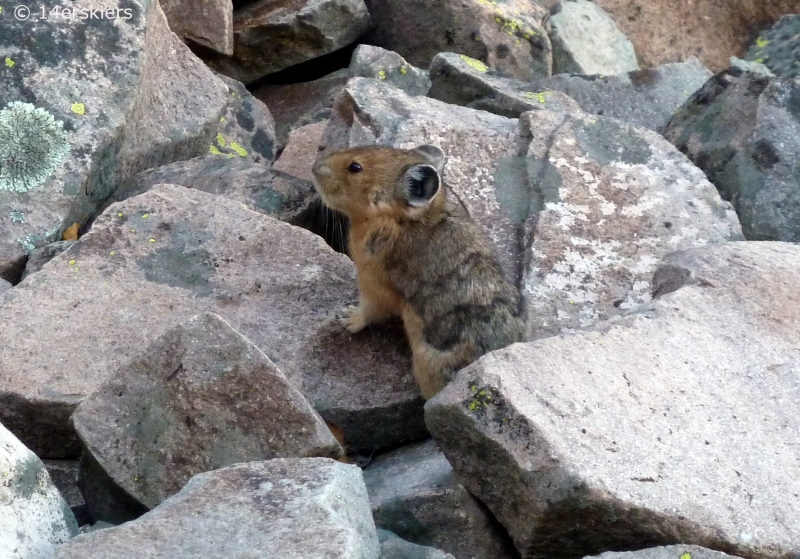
[[0, 101, 70, 192]]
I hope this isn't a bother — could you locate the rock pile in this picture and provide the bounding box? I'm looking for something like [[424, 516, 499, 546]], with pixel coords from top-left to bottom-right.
[[2, 0, 799, 558]]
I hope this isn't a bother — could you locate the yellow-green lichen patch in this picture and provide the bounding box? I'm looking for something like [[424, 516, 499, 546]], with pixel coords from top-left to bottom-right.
[[523, 91, 550, 103], [400, 66, 408, 75], [209, 145, 222, 155], [460, 54, 488, 73], [229, 142, 248, 157], [5, 57, 14, 68], [679, 553, 692, 559], [756, 36, 769, 49], [71, 102, 85, 115], [467, 382, 494, 411], [378, 70, 387, 80], [215, 133, 226, 147]]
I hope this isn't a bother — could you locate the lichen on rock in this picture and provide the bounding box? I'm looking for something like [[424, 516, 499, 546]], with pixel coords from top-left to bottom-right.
[[0, 101, 70, 193]]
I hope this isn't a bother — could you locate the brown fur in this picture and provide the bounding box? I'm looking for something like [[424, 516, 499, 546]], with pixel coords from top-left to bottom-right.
[[313, 145, 524, 399]]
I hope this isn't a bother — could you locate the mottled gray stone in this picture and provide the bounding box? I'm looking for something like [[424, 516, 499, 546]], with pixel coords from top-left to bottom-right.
[[0, 422, 78, 558], [364, 440, 516, 559], [0, 278, 10, 292], [744, 14, 800, 81], [73, 312, 341, 522], [729, 56, 774, 77], [0, 185, 421, 458], [273, 121, 328, 182], [130, 155, 315, 221], [663, 69, 800, 241], [585, 546, 744, 559], [160, 0, 234, 55], [426, 242, 800, 559], [20, 241, 76, 280], [205, 0, 371, 84], [54, 459, 381, 559], [43, 460, 86, 517], [362, 0, 552, 81], [379, 530, 456, 559], [0, 0, 229, 283], [550, 0, 639, 75], [349, 45, 431, 97]]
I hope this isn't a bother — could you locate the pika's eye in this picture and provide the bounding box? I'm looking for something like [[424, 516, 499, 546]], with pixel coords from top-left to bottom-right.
[[348, 162, 362, 174]]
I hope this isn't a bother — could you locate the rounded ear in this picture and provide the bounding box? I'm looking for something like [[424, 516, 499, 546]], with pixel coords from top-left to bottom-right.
[[403, 164, 441, 207], [412, 144, 445, 174]]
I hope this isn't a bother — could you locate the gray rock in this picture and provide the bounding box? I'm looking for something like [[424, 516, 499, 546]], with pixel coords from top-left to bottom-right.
[[43, 459, 87, 522], [378, 530, 456, 559], [254, 69, 350, 146], [428, 52, 582, 119], [728, 56, 774, 77], [130, 155, 315, 221], [349, 45, 431, 97], [744, 14, 800, 82], [72, 312, 341, 522], [0, 184, 421, 458], [426, 241, 800, 559], [585, 546, 744, 559], [20, 240, 76, 280], [54, 459, 381, 559], [211, 74, 277, 165], [0, 0, 229, 282], [205, 0, 371, 84], [549, 0, 639, 75], [364, 440, 516, 559], [663, 69, 800, 241], [0, 421, 78, 558], [273, 122, 329, 182], [0, 278, 10, 292], [362, 0, 552, 81], [160, 0, 234, 55]]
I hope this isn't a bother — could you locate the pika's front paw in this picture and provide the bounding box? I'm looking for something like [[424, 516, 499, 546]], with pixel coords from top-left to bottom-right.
[[339, 305, 368, 333]]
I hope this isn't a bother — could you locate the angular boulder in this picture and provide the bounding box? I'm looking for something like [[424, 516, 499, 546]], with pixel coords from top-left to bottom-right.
[[348, 45, 431, 97], [273, 122, 329, 182], [0, 0, 229, 282], [0, 184, 421, 458], [744, 14, 800, 81], [549, 0, 639, 75], [663, 69, 800, 241], [362, 0, 552, 81], [160, 0, 234, 55], [364, 440, 516, 559], [72, 312, 341, 522], [54, 459, 381, 559], [0, 422, 78, 558], [205, 0, 371, 84], [426, 242, 800, 559]]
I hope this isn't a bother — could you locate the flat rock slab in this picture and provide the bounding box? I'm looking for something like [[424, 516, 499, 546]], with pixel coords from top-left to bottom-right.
[[586, 546, 744, 559], [0, 422, 78, 559], [364, 439, 516, 559], [663, 69, 800, 242], [549, 0, 639, 75], [73, 312, 340, 518], [0, 184, 421, 458], [426, 241, 800, 559], [54, 458, 381, 559], [0, 0, 228, 281], [205, 0, 371, 84]]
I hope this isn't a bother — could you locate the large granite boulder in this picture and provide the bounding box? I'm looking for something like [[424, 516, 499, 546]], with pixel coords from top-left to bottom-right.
[[663, 69, 800, 241], [54, 459, 381, 558], [0, 0, 229, 282], [72, 312, 341, 523], [426, 242, 800, 559], [0, 422, 78, 558], [0, 184, 421, 458]]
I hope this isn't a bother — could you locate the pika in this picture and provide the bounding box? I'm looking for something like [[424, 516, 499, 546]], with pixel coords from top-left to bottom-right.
[[312, 144, 524, 400]]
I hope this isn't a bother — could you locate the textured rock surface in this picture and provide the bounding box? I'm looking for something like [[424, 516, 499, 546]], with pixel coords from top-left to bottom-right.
[[273, 122, 328, 182], [0, 278, 10, 292], [0, 422, 78, 558], [519, 108, 742, 337], [549, 0, 639, 75], [426, 241, 800, 559], [43, 460, 87, 522], [586, 546, 744, 559], [429, 52, 582, 119], [54, 459, 381, 559], [663, 69, 800, 241], [131, 155, 315, 221], [349, 45, 431, 97], [209, 74, 277, 165], [20, 241, 76, 281], [0, 184, 421, 458], [73, 313, 341, 521], [0, 0, 228, 282], [364, 440, 516, 559], [743, 14, 800, 81], [160, 0, 234, 55], [378, 530, 456, 559], [362, 0, 552, 81], [205, 0, 371, 84]]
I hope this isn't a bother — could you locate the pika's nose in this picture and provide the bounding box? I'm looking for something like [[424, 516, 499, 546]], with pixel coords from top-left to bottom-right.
[[312, 159, 331, 179]]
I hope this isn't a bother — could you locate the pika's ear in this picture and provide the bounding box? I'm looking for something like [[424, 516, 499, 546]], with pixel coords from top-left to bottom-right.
[[412, 144, 445, 174], [402, 164, 441, 207]]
